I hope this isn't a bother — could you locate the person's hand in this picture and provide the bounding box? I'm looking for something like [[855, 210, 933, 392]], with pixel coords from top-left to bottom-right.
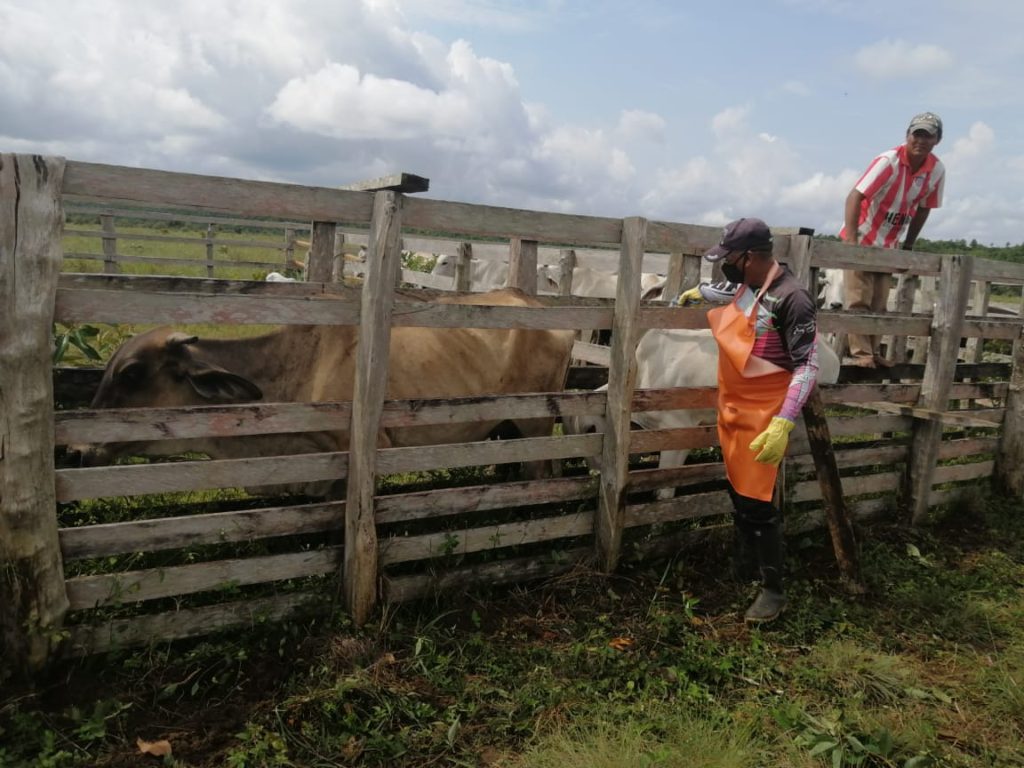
[[675, 286, 704, 306], [749, 417, 795, 465]]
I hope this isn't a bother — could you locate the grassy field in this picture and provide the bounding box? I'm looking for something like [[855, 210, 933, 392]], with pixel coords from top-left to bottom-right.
[[8, 216, 1019, 766], [1, 492, 1022, 767]]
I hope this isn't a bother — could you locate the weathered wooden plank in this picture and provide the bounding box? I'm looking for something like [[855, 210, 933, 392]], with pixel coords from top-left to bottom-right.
[[909, 255, 975, 523], [65, 228, 293, 251], [572, 341, 612, 367], [307, 221, 337, 283], [340, 172, 429, 193], [624, 489, 732, 528], [55, 452, 349, 502], [64, 203, 313, 232], [810, 239, 943, 274], [627, 463, 725, 493], [56, 391, 608, 445], [630, 425, 719, 453], [376, 434, 602, 475], [596, 217, 647, 572], [65, 251, 290, 271], [382, 547, 592, 603], [65, 548, 341, 610], [379, 512, 591, 566], [55, 287, 362, 326], [59, 501, 344, 561], [64, 160, 375, 223], [402, 196, 622, 246], [858, 401, 1001, 429], [55, 401, 353, 445], [507, 237, 538, 294], [933, 460, 995, 484], [789, 444, 908, 473], [801, 388, 863, 590], [0, 153, 71, 672], [345, 190, 404, 625], [63, 591, 327, 657], [376, 476, 598, 525], [57, 272, 354, 296], [792, 471, 901, 504]]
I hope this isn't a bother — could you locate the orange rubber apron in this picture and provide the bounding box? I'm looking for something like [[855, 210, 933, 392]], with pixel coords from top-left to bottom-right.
[[707, 264, 791, 502]]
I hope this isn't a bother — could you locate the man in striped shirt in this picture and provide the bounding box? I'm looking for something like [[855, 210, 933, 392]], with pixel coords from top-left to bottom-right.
[[841, 112, 945, 367]]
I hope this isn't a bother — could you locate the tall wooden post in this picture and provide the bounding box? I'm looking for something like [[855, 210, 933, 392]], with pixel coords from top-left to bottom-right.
[[889, 273, 918, 364], [508, 237, 538, 295], [664, 252, 684, 302], [995, 297, 1024, 496], [906, 254, 974, 524], [284, 226, 297, 269], [343, 191, 403, 625], [0, 154, 70, 677], [204, 222, 217, 278], [557, 249, 576, 296], [595, 217, 647, 572], [100, 213, 119, 274], [455, 242, 473, 292], [307, 221, 336, 283]]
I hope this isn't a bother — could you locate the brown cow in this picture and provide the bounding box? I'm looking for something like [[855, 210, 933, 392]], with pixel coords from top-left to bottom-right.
[[79, 288, 575, 495]]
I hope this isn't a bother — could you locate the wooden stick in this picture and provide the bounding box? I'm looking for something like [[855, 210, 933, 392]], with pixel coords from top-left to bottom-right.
[[800, 388, 865, 593]]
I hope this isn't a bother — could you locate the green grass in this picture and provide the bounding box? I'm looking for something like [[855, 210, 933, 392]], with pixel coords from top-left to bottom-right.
[[3, 492, 1024, 767]]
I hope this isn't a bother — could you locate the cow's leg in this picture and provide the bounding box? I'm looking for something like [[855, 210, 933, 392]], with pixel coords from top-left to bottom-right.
[[655, 449, 690, 500], [511, 417, 558, 480]]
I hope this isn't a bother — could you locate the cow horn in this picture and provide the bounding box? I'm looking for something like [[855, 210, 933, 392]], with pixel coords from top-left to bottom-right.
[[166, 332, 199, 348]]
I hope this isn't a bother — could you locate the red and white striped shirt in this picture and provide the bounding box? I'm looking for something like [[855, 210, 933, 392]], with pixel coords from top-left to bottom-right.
[[839, 144, 945, 248]]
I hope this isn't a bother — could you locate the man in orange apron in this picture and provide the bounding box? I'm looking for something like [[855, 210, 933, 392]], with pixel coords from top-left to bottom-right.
[[679, 218, 821, 622]]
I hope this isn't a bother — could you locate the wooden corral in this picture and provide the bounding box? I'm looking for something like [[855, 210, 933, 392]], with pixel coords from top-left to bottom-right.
[[3, 153, 1024, 675]]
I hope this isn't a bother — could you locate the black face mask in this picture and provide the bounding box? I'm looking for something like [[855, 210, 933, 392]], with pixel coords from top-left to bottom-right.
[[721, 253, 748, 283]]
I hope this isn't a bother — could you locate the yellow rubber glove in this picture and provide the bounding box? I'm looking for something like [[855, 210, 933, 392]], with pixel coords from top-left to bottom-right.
[[749, 416, 795, 465], [675, 285, 704, 306]]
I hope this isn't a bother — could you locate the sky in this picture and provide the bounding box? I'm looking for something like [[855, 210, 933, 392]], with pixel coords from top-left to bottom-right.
[[2, 0, 1023, 246]]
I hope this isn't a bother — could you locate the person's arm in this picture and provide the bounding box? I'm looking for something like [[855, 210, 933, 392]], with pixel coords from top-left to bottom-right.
[[844, 188, 865, 244], [902, 207, 932, 250]]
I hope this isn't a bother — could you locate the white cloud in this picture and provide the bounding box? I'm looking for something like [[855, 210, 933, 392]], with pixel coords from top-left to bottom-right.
[[853, 39, 954, 78], [616, 110, 666, 143]]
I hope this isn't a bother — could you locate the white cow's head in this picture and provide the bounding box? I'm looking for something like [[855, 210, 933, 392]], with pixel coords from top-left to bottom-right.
[[819, 268, 845, 310]]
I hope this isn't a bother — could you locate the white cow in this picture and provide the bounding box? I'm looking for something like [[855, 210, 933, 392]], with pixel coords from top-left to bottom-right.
[[265, 271, 298, 283], [819, 268, 932, 313], [431, 254, 508, 291], [569, 329, 841, 499], [536, 264, 666, 298]]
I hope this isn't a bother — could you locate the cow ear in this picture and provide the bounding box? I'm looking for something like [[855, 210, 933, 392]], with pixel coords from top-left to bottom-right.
[[166, 332, 199, 349], [186, 367, 263, 402]]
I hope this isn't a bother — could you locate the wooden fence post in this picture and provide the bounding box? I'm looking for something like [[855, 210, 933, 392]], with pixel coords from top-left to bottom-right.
[[906, 254, 974, 524], [995, 298, 1024, 496], [508, 237, 538, 295], [307, 221, 336, 283], [664, 252, 684, 302], [0, 154, 70, 677], [455, 242, 473, 292], [205, 222, 217, 278], [557, 249, 576, 296], [100, 213, 119, 274], [888, 273, 918, 364], [284, 226, 296, 268], [595, 216, 647, 572], [344, 191, 403, 625]]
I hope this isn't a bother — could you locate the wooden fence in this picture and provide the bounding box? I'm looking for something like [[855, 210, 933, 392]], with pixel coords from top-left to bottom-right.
[[3, 153, 1024, 674]]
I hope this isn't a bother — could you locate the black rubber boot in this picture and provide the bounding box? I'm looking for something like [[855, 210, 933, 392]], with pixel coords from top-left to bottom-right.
[[744, 519, 788, 624], [732, 520, 759, 583]]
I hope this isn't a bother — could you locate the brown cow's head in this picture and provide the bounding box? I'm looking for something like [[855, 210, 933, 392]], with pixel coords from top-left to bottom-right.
[[76, 328, 263, 466], [90, 328, 263, 409]]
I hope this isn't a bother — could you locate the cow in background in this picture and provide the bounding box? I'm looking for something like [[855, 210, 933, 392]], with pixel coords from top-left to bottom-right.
[[77, 289, 576, 496], [567, 329, 841, 499], [430, 254, 508, 291], [536, 264, 666, 298]]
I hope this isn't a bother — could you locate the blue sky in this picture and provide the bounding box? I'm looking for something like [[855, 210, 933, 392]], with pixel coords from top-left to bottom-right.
[[2, 0, 1022, 245]]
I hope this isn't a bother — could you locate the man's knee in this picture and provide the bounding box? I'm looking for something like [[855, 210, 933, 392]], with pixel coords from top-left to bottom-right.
[[728, 486, 779, 526]]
